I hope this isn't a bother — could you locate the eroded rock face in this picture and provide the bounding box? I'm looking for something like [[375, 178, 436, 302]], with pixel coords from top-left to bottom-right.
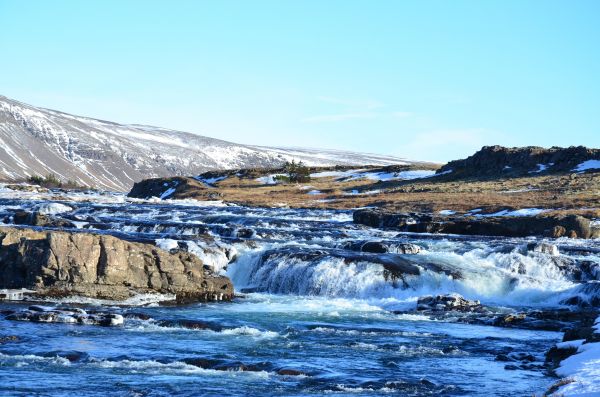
[[0, 226, 234, 302]]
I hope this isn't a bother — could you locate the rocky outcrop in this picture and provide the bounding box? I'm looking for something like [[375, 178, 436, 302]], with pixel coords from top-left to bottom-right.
[[353, 209, 597, 239], [128, 176, 222, 200], [437, 145, 600, 179], [0, 226, 234, 302]]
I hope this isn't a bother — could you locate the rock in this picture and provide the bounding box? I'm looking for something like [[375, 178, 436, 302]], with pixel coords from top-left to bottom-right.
[[128, 177, 222, 200], [527, 242, 559, 256], [437, 145, 600, 179], [552, 226, 566, 238], [12, 210, 76, 228], [3, 184, 49, 193], [352, 209, 418, 229], [559, 282, 600, 307], [404, 214, 592, 239], [5, 307, 124, 327], [416, 294, 482, 312], [341, 240, 422, 255], [276, 368, 306, 376], [158, 319, 222, 331], [0, 226, 234, 302], [0, 335, 19, 343]]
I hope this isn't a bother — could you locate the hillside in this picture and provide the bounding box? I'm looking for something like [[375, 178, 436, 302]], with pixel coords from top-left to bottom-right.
[[0, 95, 410, 191]]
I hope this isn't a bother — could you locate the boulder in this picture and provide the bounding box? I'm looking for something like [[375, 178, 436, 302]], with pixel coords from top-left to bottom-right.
[[0, 226, 234, 302], [527, 242, 559, 256]]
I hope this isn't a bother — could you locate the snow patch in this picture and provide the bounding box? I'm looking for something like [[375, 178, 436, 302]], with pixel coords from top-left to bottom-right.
[[573, 160, 600, 173]]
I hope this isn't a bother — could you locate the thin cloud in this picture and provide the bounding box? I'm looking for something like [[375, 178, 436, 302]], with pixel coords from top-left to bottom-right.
[[391, 111, 412, 118], [302, 112, 376, 123]]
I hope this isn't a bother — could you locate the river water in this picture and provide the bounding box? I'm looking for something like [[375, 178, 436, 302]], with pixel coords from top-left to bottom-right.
[[1, 194, 598, 396]]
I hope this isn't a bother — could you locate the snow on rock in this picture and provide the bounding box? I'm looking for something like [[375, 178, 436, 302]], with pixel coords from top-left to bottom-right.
[[573, 160, 600, 173], [307, 190, 323, 195], [481, 208, 549, 217], [529, 163, 553, 173], [438, 210, 456, 216], [195, 176, 227, 186], [159, 187, 177, 200], [155, 238, 179, 252], [552, 316, 600, 396], [35, 203, 73, 215]]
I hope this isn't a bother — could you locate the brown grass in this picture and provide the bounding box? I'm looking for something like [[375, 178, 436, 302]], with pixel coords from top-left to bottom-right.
[[210, 170, 600, 215]]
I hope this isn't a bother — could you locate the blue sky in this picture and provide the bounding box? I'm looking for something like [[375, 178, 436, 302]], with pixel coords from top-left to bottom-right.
[[1, 0, 598, 162]]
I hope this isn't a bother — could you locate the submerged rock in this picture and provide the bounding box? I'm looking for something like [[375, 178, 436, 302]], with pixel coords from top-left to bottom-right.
[[0, 226, 234, 302]]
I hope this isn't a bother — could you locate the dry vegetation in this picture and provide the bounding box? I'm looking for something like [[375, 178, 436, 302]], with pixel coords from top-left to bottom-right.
[[209, 167, 600, 217]]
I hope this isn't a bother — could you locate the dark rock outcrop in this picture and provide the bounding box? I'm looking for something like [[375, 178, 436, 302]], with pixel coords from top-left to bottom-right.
[[353, 209, 596, 239], [339, 240, 421, 255], [437, 145, 600, 179], [128, 177, 222, 200], [416, 294, 483, 312], [12, 210, 76, 228], [0, 226, 234, 302]]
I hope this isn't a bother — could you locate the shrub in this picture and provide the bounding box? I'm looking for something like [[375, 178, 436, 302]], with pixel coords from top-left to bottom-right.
[[27, 174, 84, 189], [283, 160, 311, 183]]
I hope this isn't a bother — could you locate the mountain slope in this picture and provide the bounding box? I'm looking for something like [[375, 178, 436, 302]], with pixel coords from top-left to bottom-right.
[[0, 95, 409, 191]]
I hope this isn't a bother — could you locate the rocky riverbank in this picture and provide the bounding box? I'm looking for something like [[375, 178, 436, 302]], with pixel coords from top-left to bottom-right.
[[0, 226, 234, 302], [353, 208, 600, 239]]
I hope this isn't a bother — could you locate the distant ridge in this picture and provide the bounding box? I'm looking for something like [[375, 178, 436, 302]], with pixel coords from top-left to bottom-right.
[[437, 145, 600, 179], [0, 95, 410, 191]]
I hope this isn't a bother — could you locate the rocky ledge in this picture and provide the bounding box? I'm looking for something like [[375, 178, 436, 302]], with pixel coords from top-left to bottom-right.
[[127, 176, 222, 200], [437, 145, 600, 179], [0, 226, 234, 302], [353, 209, 599, 239]]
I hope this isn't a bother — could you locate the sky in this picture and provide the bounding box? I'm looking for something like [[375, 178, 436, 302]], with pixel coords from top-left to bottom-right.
[[0, 0, 598, 162]]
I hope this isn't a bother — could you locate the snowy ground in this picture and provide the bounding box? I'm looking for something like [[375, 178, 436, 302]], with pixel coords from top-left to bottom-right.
[[552, 315, 600, 396]]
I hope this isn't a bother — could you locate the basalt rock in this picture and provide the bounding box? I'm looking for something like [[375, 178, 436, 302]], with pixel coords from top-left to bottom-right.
[[0, 226, 234, 302], [127, 177, 222, 200], [354, 210, 595, 239], [437, 145, 600, 179]]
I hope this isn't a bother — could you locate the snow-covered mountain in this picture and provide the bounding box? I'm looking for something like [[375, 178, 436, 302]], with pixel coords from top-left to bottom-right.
[[0, 95, 410, 191]]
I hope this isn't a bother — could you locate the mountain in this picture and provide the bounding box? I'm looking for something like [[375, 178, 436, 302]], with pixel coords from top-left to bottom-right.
[[0, 95, 409, 191]]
